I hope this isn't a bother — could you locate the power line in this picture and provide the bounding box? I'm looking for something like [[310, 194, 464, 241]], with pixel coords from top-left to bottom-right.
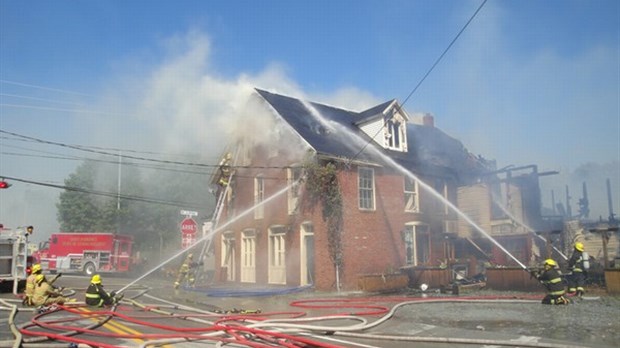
[[0, 79, 95, 97], [348, 0, 488, 163], [400, 0, 488, 108], [0, 129, 298, 171], [0, 103, 131, 116], [0, 151, 289, 181], [0, 174, 207, 209], [0, 93, 88, 107]]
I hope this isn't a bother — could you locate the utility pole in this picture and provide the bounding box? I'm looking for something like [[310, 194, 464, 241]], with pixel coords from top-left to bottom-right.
[[565, 185, 572, 219], [589, 227, 620, 269], [116, 150, 122, 233]]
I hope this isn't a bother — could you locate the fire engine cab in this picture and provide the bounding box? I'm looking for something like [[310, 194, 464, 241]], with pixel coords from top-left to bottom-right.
[[33, 233, 134, 276]]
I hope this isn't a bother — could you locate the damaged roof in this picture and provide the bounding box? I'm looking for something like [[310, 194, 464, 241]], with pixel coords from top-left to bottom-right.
[[255, 88, 487, 181]]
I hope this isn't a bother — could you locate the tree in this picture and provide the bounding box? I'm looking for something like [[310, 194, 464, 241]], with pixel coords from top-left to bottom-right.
[[56, 161, 101, 231], [56, 158, 215, 255]]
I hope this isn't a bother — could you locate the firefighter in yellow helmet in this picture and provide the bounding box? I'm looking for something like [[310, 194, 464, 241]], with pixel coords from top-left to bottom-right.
[[174, 253, 201, 289], [532, 259, 568, 305], [567, 242, 588, 297], [217, 153, 233, 187], [85, 274, 121, 307], [32, 274, 68, 307], [23, 263, 42, 306]]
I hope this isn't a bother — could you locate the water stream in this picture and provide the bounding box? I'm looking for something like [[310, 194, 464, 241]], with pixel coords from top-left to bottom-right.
[[490, 191, 568, 260], [121, 96, 531, 293], [117, 183, 294, 293], [306, 100, 528, 270]]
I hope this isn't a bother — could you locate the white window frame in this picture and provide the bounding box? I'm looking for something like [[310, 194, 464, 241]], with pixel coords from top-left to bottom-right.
[[404, 223, 430, 266], [358, 167, 375, 210], [268, 226, 287, 284], [404, 176, 419, 212], [384, 110, 407, 152], [254, 175, 264, 219], [220, 232, 236, 281], [299, 222, 314, 286], [240, 229, 256, 283], [287, 166, 302, 215]]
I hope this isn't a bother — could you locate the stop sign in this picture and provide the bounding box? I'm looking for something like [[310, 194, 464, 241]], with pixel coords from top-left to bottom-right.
[[180, 218, 197, 235]]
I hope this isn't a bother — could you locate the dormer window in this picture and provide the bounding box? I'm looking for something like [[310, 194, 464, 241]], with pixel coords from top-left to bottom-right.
[[384, 109, 407, 152], [356, 100, 409, 152]]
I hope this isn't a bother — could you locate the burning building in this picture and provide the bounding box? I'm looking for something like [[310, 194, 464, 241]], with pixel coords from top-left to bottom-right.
[[208, 89, 513, 291]]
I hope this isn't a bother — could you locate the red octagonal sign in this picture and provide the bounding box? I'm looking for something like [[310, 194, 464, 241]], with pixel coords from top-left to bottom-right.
[[180, 217, 197, 235]]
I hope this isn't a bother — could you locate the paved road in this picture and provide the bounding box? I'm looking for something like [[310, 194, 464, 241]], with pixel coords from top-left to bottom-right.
[[1, 274, 617, 347]]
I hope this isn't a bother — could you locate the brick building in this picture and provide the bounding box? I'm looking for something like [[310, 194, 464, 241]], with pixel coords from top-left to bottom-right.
[[211, 89, 491, 291]]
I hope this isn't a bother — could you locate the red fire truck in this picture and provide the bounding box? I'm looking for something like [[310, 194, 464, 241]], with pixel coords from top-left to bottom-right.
[[33, 233, 134, 276]]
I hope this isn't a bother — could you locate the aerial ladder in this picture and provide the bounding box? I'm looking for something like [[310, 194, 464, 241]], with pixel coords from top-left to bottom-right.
[[198, 149, 238, 263]]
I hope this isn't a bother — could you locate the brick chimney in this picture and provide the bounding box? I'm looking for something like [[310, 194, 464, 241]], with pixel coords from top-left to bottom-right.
[[423, 113, 434, 127]]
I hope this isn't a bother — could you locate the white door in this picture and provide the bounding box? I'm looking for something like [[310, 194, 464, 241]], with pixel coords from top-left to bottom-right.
[[240, 230, 256, 283], [268, 226, 286, 284]]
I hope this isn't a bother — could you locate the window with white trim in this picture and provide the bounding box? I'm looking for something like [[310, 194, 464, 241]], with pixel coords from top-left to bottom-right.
[[404, 176, 419, 212], [358, 167, 375, 210], [403, 224, 430, 266], [240, 229, 256, 283], [221, 232, 236, 281], [254, 175, 264, 219], [384, 109, 407, 152], [287, 167, 302, 215], [268, 226, 286, 284]]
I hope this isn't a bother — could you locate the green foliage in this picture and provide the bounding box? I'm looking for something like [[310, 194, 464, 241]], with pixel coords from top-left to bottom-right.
[[56, 159, 214, 254], [303, 159, 344, 267]]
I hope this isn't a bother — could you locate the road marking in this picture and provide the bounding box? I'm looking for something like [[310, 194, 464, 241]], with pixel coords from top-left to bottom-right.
[[77, 307, 144, 345]]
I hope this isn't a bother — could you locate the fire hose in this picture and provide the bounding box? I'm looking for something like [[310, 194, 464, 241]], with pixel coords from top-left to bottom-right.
[[2, 288, 605, 348]]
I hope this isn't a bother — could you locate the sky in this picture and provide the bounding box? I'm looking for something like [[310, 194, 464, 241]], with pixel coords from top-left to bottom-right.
[[1, 0, 619, 241]]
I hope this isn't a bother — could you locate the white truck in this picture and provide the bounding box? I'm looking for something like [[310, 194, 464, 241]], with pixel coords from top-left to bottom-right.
[[0, 226, 32, 295]]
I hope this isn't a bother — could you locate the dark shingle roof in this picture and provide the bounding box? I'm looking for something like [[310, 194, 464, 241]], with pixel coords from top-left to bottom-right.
[[256, 88, 379, 162], [255, 88, 486, 181]]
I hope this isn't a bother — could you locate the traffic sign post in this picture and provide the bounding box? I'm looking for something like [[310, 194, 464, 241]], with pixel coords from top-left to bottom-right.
[[180, 217, 198, 249]]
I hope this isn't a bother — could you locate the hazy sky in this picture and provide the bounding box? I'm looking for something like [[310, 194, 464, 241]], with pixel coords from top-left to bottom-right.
[[1, 0, 618, 239]]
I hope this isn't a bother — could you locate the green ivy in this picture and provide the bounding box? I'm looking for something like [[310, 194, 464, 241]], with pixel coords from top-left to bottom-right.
[[303, 159, 344, 268]]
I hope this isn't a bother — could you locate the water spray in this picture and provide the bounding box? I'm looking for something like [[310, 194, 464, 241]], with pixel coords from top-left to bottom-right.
[[116, 183, 295, 294], [490, 191, 568, 261], [302, 100, 529, 270]]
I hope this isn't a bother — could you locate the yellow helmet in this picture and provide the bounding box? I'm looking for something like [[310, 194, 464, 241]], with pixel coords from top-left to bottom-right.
[[35, 274, 46, 284], [91, 274, 102, 284], [544, 259, 557, 267], [31, 264, 42, 274], [187, 253, 193, 259], [574, 242, 584, 252]]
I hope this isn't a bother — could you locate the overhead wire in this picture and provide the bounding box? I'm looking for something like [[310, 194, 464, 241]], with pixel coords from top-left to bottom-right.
[[0, 79, 96, 97], [348, 0, 488, 163], [0, 129, 299, 171], [0, 175, 207, 209]]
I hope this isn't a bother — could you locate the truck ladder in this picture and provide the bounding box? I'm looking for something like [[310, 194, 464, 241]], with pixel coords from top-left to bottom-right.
[[12, 233, 28, 295]]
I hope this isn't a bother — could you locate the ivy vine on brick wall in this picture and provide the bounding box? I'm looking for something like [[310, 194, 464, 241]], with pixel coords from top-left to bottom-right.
[[303, 159, 344, 270]]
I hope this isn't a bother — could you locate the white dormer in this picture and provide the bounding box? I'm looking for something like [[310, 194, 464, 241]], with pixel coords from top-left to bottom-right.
[[356, 100, 409, 152]]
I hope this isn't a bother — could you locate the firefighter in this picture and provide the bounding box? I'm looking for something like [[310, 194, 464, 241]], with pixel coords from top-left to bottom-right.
[[532, 259, 569, 305], [23, 263, 42, 306], [567, 242, 588, 297], [174, 253, 201, 289], [85, 274, 121, 307], [217, 153, 233, 187], [32, 274, 68, 307]]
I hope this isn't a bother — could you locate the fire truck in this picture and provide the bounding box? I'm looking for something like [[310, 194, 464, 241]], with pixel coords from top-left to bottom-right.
[[0, 226, 34, 294], [33, 233, 135, 276]]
